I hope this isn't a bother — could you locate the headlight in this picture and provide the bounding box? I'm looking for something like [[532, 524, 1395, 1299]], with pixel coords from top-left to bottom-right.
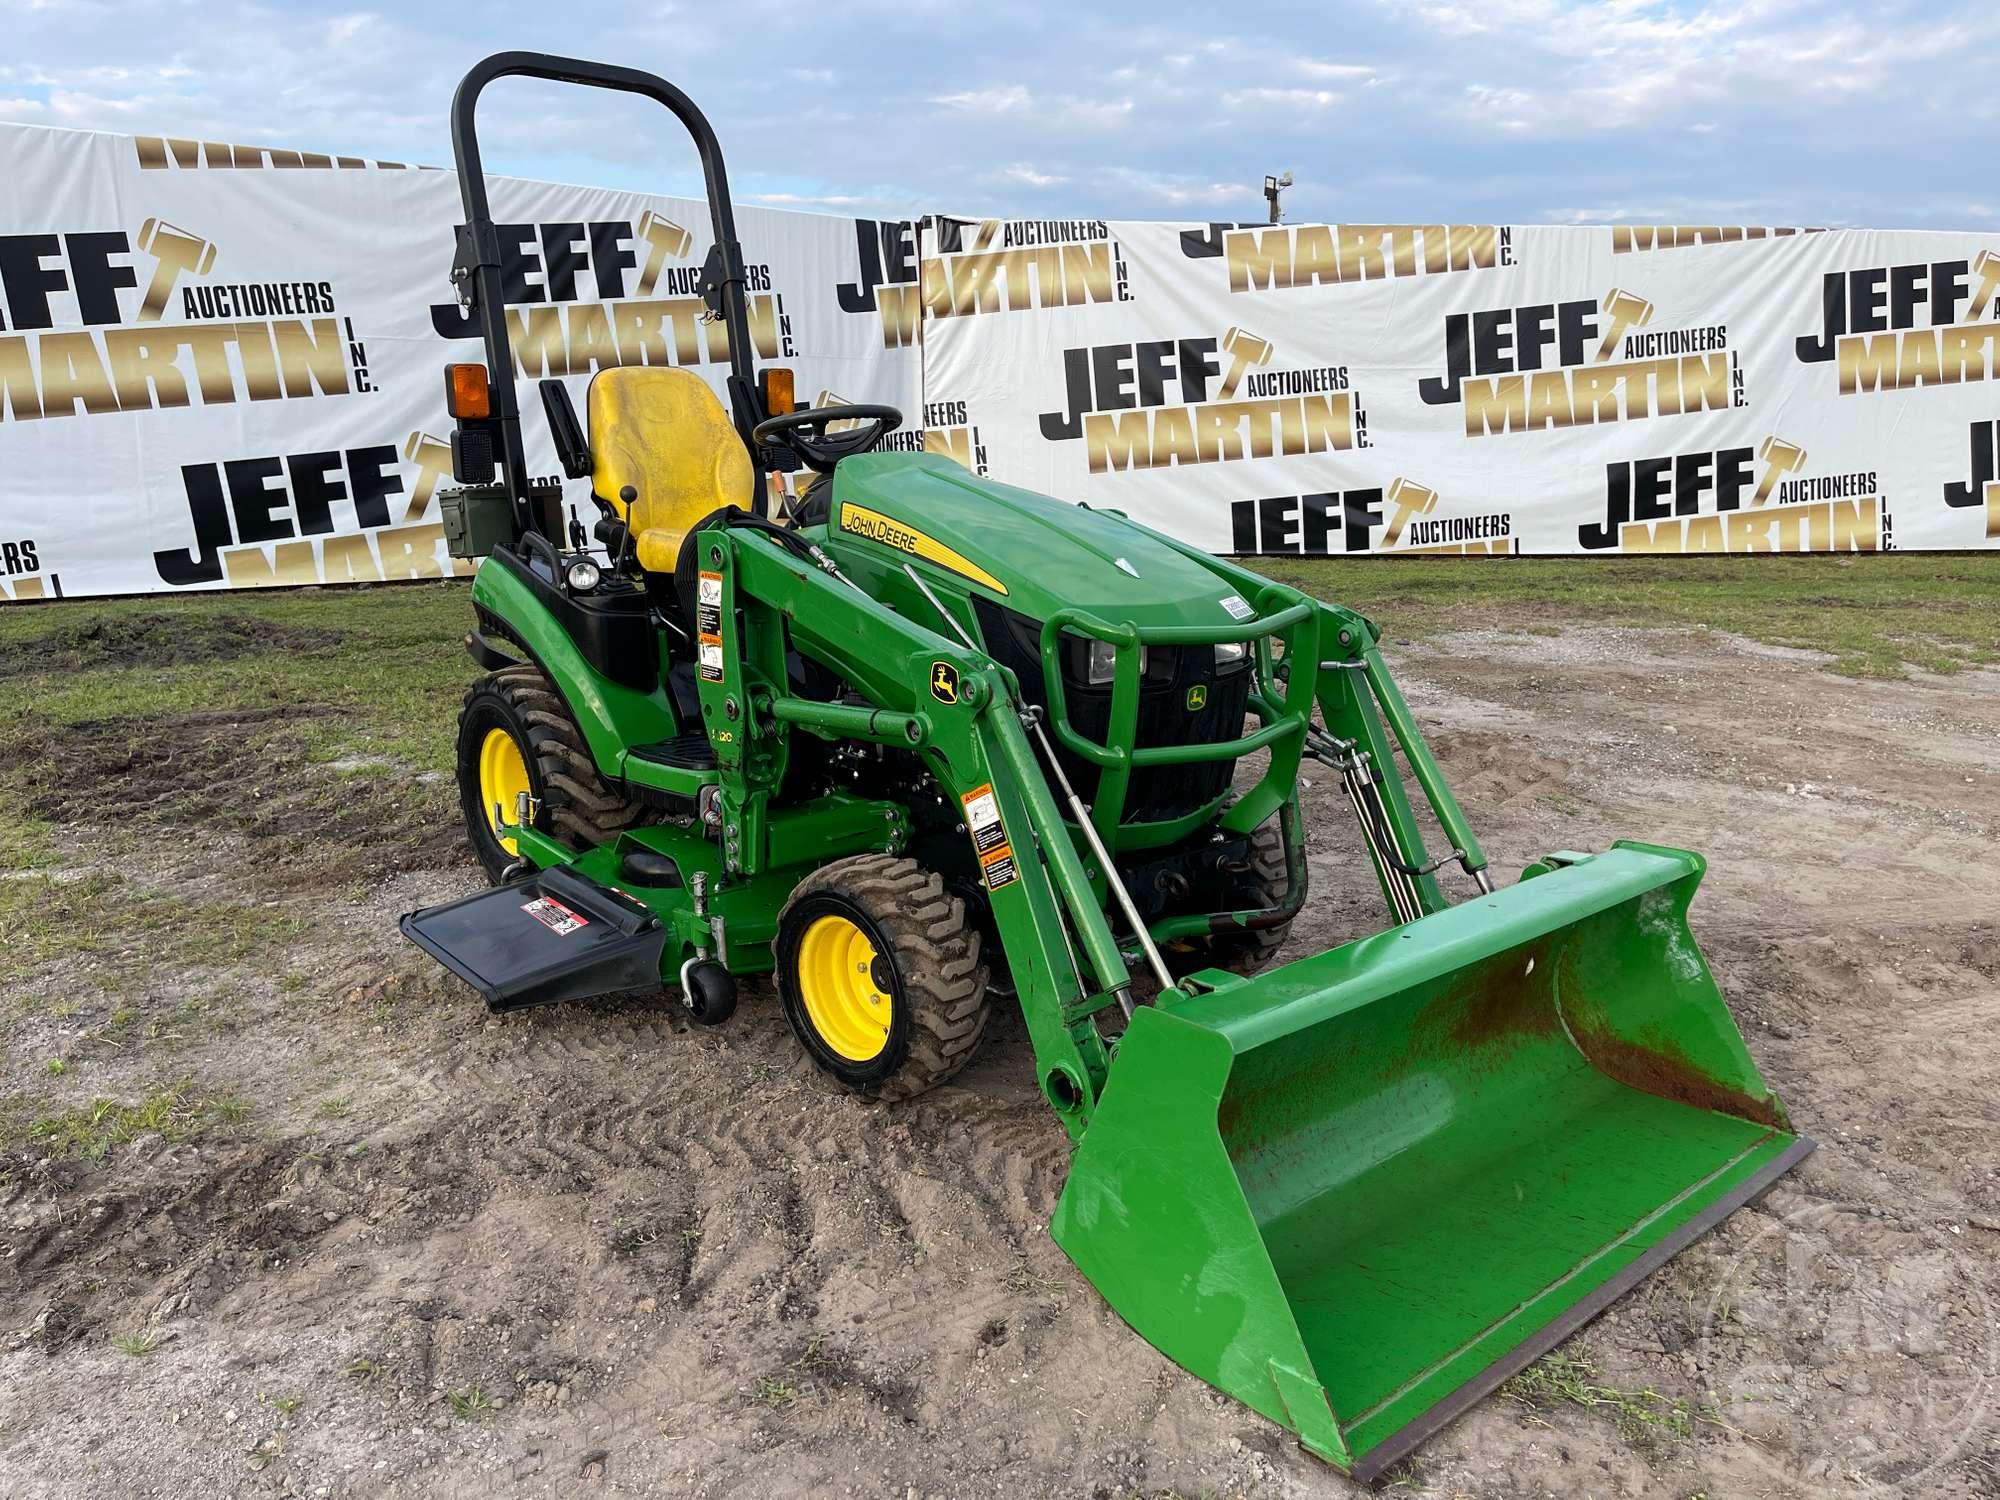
[[564, 558, 602, 592], [1214, 640, 1247, 669], [1083, 639, 1146, 685]]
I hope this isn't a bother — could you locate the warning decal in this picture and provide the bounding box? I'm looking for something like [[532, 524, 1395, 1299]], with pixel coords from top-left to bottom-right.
[[697, 570, 724, 683], [961, 783, 1019, 888], [522, 895, 590, 936]]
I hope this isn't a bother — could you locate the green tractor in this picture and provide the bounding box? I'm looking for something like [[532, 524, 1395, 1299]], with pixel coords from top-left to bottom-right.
[[404, 51, 1812, 1481]]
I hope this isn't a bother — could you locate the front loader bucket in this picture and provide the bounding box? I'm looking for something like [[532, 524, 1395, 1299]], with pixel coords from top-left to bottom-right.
[[1052, 842, 1811, 1482]]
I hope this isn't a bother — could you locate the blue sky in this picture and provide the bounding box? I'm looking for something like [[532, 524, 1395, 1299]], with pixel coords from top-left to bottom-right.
[[2, 0, 1995, 227]]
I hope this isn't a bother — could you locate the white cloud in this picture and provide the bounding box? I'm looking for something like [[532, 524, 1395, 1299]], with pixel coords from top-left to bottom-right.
[[749, 191, 878, 208], [1407, 0, 1979, 138], [994, 163, 1067, 188], [324, 14, 374, 47], [1100, 166, 1248, 208], [1292, 59, 1378, 81], [930, 84, 1034, 117], [1223, 87, 1341, 111], [0, 0, 1988, 229], [929, 84, 1133, 129]]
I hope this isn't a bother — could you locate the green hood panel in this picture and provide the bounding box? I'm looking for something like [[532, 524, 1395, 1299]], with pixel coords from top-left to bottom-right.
[[823, 452, 1253, 630]]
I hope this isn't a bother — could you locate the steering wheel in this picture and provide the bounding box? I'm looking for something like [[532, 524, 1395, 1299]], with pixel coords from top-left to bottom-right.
[[753, 405, 903, 474]]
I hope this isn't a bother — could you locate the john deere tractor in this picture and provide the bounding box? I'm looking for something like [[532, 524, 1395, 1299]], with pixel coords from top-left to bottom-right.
[[404, 52, 1812, 1481]]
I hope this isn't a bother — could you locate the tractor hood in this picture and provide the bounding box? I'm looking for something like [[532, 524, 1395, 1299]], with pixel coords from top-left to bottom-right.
[[821, 452, 1258, 633]]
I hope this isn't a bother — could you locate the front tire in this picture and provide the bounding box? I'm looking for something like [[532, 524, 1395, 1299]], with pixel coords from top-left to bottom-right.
[[455, 664, 647, 882], [1166, 817, 1298, 978], [774, 854, 989, 1101]]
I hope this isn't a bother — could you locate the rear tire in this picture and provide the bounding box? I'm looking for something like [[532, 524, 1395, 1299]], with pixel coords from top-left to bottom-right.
[[456, 664, 647, 882], [1167, 817, 1297, 978], [775, 854, 989, 1101]]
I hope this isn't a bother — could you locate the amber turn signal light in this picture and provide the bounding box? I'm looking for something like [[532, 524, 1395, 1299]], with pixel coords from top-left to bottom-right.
[[761, 367, 795, 417], [445, 362, 491, 420]]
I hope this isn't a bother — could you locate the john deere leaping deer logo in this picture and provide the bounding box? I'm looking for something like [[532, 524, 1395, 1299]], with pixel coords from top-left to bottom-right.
[[930, 662, 960, 704], [1186, 684, 1208, 712]]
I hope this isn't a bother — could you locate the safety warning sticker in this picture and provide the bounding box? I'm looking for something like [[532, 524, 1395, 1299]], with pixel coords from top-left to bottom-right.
[[522, 895, 590, 936], [1219, 593, 1254, 621], [697, 571, 725, 682], [961, 783, 1019, 888], [961, 783, 1006, 855], [978, 847, 1019, 889]]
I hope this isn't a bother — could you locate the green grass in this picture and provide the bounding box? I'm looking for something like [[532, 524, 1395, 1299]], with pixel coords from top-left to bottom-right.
[[1502, 1349, 1695, 1457], [446, 1384, 497, 1420], [0, 870, 307, 990], [0, 1078, 252, 1161], [1250, 554, 2000, 677], [109, 1329, 164, 1357], [0, 584, 471, 766], [753, 1373, 797, 1409]]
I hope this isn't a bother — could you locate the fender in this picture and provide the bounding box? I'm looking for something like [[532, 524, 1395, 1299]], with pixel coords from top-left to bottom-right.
[[470, 552, 679, 777]]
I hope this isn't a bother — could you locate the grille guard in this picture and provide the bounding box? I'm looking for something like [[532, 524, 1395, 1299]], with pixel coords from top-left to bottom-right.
[[1036, 586, 1320, 836]]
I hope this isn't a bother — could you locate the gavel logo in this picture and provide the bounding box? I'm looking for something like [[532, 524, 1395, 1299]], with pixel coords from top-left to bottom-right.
[[1382, 478, 1439, 548], [403, 431, 455, 520], [1753, 436, 1808, 506], [1218, 327, 1275, 399], [134, 218, 217, 322], [1597, 288, 1654, 362], [634, 210, 693, 297], [815, 389, 862, 433], [1968, 249, 2000, 321]]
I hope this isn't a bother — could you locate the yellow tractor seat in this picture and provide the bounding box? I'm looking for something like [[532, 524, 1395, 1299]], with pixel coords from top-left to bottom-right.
[[588, 367, 754, 574]]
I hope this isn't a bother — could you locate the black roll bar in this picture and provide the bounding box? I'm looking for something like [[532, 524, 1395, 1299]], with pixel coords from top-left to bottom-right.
[[448, 51, 764, 533]]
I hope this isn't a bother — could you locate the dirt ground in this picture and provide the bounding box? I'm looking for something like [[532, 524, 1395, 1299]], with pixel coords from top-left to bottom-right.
[[2, 612, 1997, 1499]]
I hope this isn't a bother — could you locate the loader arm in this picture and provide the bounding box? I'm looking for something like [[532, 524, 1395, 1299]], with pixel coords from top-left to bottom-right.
[[706, 525, 1148, 1131]]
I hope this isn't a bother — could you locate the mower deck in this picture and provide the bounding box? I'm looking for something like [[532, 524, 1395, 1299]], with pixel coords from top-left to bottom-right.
[[401, 865, 667, 1012]]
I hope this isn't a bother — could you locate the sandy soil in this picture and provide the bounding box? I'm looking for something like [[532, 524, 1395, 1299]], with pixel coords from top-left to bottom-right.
[[2, 623, 1997, 1499]]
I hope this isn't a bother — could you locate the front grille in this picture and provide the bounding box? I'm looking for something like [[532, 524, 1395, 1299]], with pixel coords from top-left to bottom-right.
[[972, 600, 1250, 824]]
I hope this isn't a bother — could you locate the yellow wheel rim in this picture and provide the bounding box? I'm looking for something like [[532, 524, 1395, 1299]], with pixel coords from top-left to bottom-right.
[[477, 727, 532, 856], [796, 913, 893, 1062]]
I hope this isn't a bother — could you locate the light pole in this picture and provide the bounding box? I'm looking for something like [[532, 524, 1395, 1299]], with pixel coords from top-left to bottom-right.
[[1263, 171, 1294, 225]]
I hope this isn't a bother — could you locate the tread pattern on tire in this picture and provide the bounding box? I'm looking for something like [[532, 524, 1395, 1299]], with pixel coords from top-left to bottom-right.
[[780, 853, 990, 1102], [465, 665, 648, 861], [1172, 818, 1296, 978]]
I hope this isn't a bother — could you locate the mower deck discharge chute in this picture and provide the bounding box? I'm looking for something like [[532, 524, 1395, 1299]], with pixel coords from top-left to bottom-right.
[[405, 51, 1811, 1479]]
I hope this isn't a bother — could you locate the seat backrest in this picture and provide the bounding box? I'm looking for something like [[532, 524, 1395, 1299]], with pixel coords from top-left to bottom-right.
[[588, 368, 753, 573]]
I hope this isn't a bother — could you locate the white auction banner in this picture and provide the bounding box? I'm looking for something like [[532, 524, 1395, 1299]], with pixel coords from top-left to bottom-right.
[[919, 216, 2000, 556], [0, 122, 919, 601], [2, 122, 1997, 605]]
